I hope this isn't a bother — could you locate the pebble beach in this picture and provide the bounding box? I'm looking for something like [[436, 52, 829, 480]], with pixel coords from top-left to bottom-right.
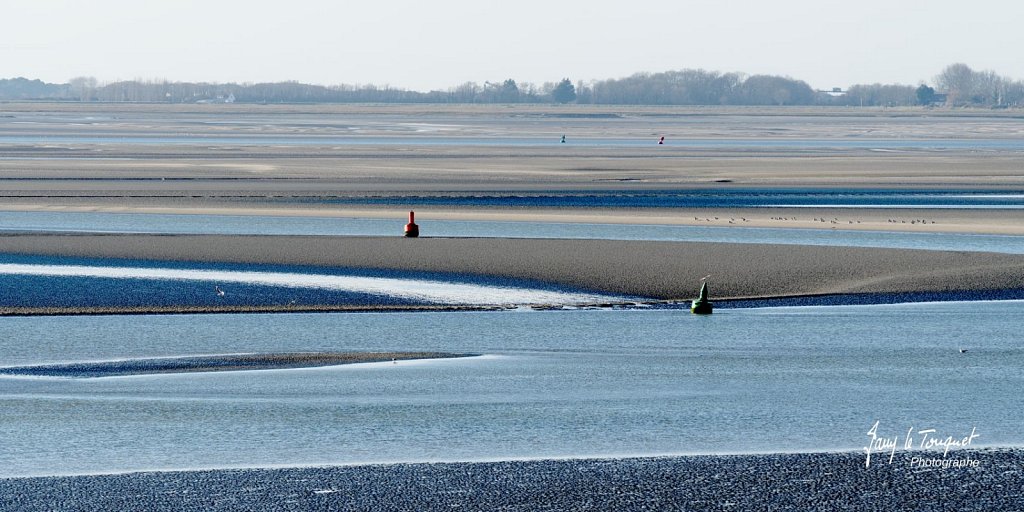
[[1, 450, 1020, 511]]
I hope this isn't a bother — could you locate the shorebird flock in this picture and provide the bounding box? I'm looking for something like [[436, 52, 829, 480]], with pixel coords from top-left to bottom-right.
[[686, 215, 939, 226]]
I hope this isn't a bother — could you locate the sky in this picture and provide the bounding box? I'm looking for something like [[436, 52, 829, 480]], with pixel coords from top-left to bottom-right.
[[3, 0, 1022, 91]]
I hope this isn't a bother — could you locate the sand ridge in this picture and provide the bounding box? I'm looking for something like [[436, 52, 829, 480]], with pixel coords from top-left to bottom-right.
[[0, 233, 1021, 301], [0, 352, 477, 377]]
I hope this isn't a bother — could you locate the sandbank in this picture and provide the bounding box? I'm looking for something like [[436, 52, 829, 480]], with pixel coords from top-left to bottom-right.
[[0, 352, 475, 378], [0, 234, 1021, 303]]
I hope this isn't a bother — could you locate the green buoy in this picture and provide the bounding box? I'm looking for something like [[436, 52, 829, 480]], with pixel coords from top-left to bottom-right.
[[691, 281, 713, 315]]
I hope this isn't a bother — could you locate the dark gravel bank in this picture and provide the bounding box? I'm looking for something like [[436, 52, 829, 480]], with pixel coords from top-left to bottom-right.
[[1, 450, 1020, 511]]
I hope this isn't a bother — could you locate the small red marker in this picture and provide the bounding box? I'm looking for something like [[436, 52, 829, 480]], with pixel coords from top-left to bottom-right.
[[404, 211, 419, 237]]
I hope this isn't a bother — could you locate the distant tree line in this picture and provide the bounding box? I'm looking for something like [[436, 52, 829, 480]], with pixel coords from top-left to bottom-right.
[[40, 77, 574, 104], [931, 63, 1024, 107], [0, 77, 69, 99], [2, 64, 1022, 107], [833, 64, 1024, 108], [576, 70, 817, 105]]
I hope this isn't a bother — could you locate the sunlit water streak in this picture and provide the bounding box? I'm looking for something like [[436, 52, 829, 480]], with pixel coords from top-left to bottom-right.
[[0, 263, 616, 306]]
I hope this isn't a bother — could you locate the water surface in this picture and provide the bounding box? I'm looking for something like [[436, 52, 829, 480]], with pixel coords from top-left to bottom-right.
[[0, 302, 1019, 476]]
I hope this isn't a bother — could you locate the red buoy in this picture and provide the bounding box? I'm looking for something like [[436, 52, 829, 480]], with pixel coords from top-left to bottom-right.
[[404, 211, 419, 237]]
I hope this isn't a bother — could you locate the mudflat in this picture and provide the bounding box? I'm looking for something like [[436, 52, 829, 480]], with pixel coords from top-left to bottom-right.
[[1, 103, 1023, 235]]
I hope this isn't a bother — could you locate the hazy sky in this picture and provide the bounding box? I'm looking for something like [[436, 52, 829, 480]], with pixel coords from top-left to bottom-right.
[[4, 0, 1022, 91]]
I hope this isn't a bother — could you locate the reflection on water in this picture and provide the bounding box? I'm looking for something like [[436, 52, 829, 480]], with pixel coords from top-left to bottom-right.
[[0, 302, 1020, 476]]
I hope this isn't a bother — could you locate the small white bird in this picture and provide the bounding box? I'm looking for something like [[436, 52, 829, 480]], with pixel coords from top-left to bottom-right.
[[959, 347, 968, 354], [215, 286, 225, 297]]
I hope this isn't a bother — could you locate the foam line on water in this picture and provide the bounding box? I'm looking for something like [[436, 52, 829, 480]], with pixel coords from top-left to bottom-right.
[[0, 263, 613, 305]]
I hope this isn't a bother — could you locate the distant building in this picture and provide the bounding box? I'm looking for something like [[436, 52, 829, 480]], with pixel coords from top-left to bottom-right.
[[196, 93, 236, 104]]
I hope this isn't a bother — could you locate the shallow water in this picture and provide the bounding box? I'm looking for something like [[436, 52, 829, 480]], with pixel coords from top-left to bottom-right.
[[0, 302, 1020, 476], [2, 211, 1023, 254], [291, 188, 1024, 209]]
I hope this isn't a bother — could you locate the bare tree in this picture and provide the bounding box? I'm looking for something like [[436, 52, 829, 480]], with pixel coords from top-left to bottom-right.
[[935, 63, 979, 105], [68, 76, 97, 101]]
